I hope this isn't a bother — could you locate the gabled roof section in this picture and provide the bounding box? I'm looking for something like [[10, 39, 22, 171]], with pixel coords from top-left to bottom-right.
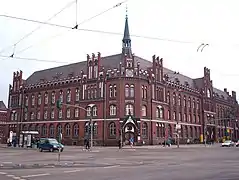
[[213, 88, 229, 99], [0, 101, 7, 110]]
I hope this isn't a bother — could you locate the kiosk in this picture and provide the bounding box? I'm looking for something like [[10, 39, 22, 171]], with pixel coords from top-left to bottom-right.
[[19, 131, 39, 148]]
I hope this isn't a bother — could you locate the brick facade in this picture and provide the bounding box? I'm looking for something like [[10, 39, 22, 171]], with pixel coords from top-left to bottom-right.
[[4, 15, 239, 146], [0, 101, 8, 143]]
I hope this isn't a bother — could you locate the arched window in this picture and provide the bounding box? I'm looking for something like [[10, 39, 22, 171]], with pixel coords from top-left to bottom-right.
[[67, 89, 71, 102], [110, 105, 117, 116], [66, 109, 71, 118], [93, 122, 98, 135], [207, 89, 211, 98], [24, 112, 28, 120], [58, 110, 62, 119], [188, 97, 191, 108], [44, 92, 48, 105], [130, 85, 134, 97], [37, 111, 40, 120], [31, 94, 35, 106], [156, 106, 164, 119], [125, 84, 129, 97], [86, 107, 91, 116], [51, 110, 54, 119], [142, 122, 148, 137], [65, 124, 71, 136], [172, 93, 176, 105], [183, 96, 186, 107], [42, 124, 47, 136], [166, 92, 170, 104], [141, 105, 147, 116], [178, 94, 181, 106], [25, 95, 29, 106], [125, 104, 134, 115], [109, 122, 116, 136], [49, 124, 54, 137], [197, 99, 200, 109], [51, 92, 55, 104], [73, 124, 79, 137], [75, 108, 79, 118], [109, 85, 113, 98], [35, 125, 41, 134], [57, 124, 62, 135], [92, 106, 97, 116], [113, 85, 117, 97], [184, 113, 187, 122], [173, 111, 176, 120], [75, 88, 80, 101], [38, 93, 41, 105], [59, 90, 63, 102], [31, 112, 35, 120], [44, 110, 47, 120], [193, 99, 195, 109]]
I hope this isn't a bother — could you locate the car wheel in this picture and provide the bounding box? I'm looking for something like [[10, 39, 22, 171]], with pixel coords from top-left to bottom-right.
[[39, 148, 43, 152], [60, 148, 63, 152], [49, 148, 54, 152]]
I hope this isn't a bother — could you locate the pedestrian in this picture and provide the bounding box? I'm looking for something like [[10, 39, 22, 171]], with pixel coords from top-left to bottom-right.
[[118, 139, 121, 149], [130, 137, 134, 148]]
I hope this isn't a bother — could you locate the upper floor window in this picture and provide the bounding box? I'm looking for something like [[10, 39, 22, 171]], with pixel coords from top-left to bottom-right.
[[156, 106, 164, 119], [109, 122, 116, 136], [113, 85, 117, 97], [24, 112, 27, 120], [58, 110, 62, 119], [44, 93, 48, 105], [141, 105, 147, 116], [193, 99, 195, 109], [188, 97, 191, 108], [196, 99, 200, 109], [173, 111, 176, 120], [66, 89, 71, 103], [86, 107, 91, 116], [75, 88, 80, 101], [37, 93, 41, 105], [130, 85, 134, 97], [31, 94, 35, 106], [172, 93, 176, 105], [66, 109, 71, 118], [51, 110, 54, 119], [125, 104, 134, 115], [125, 84, 134, 97], [37, 111, 40, 120], [59, 90, 63, 103], [92, 106, 97, 116], [25, 95, 28, 106], [207, 89, 211, 98], [110, 105, 117, 116], [44, 111, 48, 120], [178, 94, 181, 106], [183, 96, 186, 107], [142, 85, 147, 99], [94, 65, 98, 78], [51, 92, 55, 104], [75, 108, 79, 118], [109, 85, 113, 98], [166, 92, 170, 104], [31, 112, 35, 120]]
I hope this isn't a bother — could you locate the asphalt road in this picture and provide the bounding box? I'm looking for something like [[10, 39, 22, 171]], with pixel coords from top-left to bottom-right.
[[0, 144, 238, 180]]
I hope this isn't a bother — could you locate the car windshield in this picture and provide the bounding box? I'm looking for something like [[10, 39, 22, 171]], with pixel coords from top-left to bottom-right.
[[49, 139, 59, 144], [224, 140, 231, 143]]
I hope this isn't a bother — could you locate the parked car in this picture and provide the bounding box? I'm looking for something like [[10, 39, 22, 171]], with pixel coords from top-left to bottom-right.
[[221, 140, 234, 147], [235, 140, 239, 147], [38, 138, 64, 152]]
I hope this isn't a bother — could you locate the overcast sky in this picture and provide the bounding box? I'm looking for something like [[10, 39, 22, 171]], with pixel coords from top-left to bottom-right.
[[1, 0, 239, 105]]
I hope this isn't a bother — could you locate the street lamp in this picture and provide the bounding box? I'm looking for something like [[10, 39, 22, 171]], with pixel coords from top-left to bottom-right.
[[87, 104, 95, 149]]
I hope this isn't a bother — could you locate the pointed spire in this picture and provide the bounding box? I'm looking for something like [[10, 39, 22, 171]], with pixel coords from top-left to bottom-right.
[[122, 5, 132, 55], [123, 6, 130, 42]]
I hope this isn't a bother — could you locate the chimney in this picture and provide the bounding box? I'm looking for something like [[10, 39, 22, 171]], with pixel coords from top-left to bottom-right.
[[232, 91, 236, 99], [224, 88, 227, 92]]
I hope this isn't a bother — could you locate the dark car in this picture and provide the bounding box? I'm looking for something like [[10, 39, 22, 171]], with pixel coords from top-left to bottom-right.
[[38, 138, 64, 152]]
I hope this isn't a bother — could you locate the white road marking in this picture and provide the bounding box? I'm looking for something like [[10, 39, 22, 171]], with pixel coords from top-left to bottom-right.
[[64, 165, 120, 173], [103, 165, 120, 169], [0, 172, 7, 175], [64, 169, 86, 173], [21, 173, 50, 178], [12, 176, 21, 179], [2, 162, 12, 164], [6, 174, 15, 177]]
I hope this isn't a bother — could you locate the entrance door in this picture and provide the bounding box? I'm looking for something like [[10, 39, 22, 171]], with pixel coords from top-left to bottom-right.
[[124, 132, 135, 145]]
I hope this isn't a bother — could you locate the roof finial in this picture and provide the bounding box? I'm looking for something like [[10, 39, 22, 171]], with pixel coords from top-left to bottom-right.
[[126, 4, 128, 18]]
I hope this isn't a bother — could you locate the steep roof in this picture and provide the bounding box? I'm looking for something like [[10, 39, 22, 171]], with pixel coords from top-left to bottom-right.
[[25, 53, 229, 99], [0, 101, 7, 110]]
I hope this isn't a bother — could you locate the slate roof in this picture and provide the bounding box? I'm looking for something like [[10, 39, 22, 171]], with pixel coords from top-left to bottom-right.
[[25, 52, 229, 99], [0, 101, 7, 110]]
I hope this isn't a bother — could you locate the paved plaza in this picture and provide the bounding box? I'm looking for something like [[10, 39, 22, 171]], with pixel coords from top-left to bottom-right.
[[0, 144, 238, 180]]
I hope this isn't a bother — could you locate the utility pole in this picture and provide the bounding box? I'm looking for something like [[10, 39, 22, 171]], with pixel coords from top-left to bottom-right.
[[90, 108, 93, 149]]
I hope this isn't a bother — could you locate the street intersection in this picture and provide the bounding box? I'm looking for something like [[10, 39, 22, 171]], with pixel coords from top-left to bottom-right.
[[0, 144, 238, 180]]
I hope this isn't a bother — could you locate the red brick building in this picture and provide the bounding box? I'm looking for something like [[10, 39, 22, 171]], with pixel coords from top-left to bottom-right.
[[6, 15, 239, 146], [0, 101, 8, 143]]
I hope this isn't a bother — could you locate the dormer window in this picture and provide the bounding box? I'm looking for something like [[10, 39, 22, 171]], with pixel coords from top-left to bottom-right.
[[185, 81, 189, 86], [175, 78, 180, 84]]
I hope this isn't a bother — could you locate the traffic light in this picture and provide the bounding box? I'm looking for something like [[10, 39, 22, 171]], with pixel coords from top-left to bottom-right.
[[56, 99, 62, 109]]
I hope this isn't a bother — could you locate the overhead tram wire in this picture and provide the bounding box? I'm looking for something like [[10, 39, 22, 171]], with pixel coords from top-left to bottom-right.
[[0, 0, 76, 55], [2, 0, 130, 58], [0, 55, 68, 64], [0, 13, 195, 46]]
